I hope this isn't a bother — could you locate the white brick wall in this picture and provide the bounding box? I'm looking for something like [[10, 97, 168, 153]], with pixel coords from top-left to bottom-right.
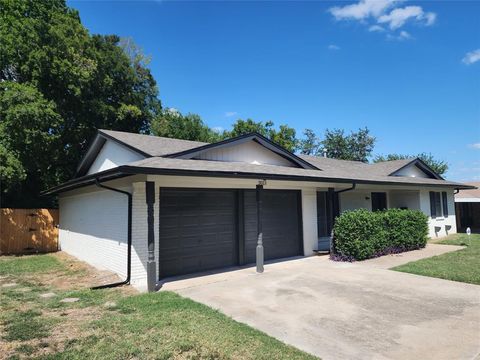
[[60, 176, 459, 293], [59, 187, 129, 277], [130, 182, 160, 291]]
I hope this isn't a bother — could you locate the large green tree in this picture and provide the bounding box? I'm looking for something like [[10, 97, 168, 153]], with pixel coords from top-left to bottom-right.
[[151, 109, 222, 143], [0, 0, 161, 207], [299, 129, 322, 156], [321, 127, 376, 162], [373, 153, 448, 176], [224, 119, 298, 152]]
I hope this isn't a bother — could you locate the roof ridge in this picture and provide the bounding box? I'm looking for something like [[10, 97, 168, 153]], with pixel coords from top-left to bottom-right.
[[98, 129, 209, 145]]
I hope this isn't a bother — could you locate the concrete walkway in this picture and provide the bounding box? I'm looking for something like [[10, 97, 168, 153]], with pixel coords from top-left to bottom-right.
[[360, 243, 465, 269], [163, 245, 480, 360]]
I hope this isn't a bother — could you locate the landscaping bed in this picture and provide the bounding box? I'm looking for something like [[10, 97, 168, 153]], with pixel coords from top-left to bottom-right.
[[0, 253, 316, 359], [392, 233, 480, 285]]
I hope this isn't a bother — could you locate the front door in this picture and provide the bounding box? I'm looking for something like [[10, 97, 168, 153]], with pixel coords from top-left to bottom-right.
[[317, 191, 336, 251], [371, 192, 387, 211]]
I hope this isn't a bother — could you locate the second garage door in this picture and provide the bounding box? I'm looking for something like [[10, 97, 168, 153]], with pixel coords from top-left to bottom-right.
[[244, 190, 302, 263]]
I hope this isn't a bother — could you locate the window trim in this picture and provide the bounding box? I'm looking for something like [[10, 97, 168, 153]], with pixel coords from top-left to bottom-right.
[[430, 191, 448, 219]]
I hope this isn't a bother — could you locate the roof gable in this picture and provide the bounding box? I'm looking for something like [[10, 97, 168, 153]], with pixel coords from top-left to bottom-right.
[[86, 139, 144, 175], [166, 133, 319, 170], [389, 158, 443, 180], [76, 130, 208, 177]]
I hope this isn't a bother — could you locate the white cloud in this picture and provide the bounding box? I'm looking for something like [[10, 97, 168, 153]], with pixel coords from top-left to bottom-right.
[[328, 44, 340, 50], [399, 30, 411, 39], [468, 142, 480, 149], [368, 25, 385, 32], [329, 1, 436, 38], [329, 0, 397, 21], [378, 6, 436, 30], [462, 49, 480, 65], [424, 12, 437, 26], [224, 111, 238, 117], [387, 30, 412, 41]]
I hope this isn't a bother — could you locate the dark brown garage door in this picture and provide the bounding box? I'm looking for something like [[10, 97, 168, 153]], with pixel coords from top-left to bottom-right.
[[244, 190, 302, 264], [159, 189, 238, 278]]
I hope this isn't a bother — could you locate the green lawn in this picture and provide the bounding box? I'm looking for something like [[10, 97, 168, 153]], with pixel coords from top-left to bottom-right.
[[392, 233, 480, 285], [0, 254, 316, 360]]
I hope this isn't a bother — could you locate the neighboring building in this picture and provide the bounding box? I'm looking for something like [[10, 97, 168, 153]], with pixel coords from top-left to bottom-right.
[[455, 182, 480, 233], [45, 130, 473, 291]]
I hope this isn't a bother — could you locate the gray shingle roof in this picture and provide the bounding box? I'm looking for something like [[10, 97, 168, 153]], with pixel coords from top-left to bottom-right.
[[455, 182, 480, 198], [126, 156, 467, 188], [298, 155, 414, 177], [99, 129, 208, 156], [47, 130, 474, 195]]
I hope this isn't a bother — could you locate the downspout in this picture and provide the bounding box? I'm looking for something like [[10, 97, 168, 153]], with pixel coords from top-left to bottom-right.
[[91, 179, 132, 290], [454, 188, 460, 195], [256, 182, 265, 273]]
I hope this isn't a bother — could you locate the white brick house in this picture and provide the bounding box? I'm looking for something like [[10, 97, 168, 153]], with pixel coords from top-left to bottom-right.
[[46, 130, 473, 291]]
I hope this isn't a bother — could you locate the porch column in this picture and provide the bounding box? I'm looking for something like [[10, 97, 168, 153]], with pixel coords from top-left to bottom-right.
[[145, 181, 156, 292], [256, 183, 264, 273]]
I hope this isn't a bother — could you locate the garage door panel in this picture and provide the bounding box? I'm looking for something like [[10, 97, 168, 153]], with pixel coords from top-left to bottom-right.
[[159, 189, 237, 278]]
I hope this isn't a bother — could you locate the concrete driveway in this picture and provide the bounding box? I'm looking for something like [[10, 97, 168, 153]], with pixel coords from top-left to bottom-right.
[[162, 245, 480, 360]]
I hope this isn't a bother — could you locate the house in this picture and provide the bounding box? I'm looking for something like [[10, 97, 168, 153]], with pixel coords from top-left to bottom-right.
[[45, 130, 473, 291], [455, 182, 480, 233]]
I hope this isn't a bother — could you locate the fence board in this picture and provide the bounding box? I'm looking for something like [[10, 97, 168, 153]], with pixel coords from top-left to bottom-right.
[[0, 209, 59, 255]]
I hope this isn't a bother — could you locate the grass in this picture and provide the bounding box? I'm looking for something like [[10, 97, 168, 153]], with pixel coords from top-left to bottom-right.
[[0, 254, 63, 275], [3, 309, 54, 341], [0, 254, 317, 359], [392, 233, 480, 285]]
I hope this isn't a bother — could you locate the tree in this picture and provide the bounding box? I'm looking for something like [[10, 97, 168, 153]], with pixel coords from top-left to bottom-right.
[[151, 109, 222, 143], [373, 153, 448, 176], [321, 127, 375, 162], [224, 119, 298, 152], [0, 0, 161, 206], [0, 82, 62, 206], [299, 129, 322, 156]]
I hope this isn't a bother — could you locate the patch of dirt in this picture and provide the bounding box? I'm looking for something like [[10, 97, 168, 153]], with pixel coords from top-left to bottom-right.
[[32, 252, 137, 295], [0, 252, 138, 359]]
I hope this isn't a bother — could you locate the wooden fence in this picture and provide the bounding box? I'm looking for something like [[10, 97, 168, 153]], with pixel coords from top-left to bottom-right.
[[0, 209, 59, 255]]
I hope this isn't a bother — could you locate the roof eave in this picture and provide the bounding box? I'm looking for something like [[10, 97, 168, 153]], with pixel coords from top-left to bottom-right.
[[44, 165, 473, 196]]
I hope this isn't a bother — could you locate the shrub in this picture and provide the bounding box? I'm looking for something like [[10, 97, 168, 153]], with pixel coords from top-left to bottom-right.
[[384, 209, 428, 251], [332, 209, 428, 261]]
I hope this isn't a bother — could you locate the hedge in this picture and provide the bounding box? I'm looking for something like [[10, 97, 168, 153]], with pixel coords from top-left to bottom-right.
[[332, 209, 428, 261]]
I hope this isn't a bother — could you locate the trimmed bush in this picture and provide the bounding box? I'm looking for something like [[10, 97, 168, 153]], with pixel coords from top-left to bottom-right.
[[332, 209, 428, 261]]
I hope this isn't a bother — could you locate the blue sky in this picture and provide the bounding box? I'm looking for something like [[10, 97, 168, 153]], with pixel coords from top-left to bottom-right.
[[69, 0, 479, 181]]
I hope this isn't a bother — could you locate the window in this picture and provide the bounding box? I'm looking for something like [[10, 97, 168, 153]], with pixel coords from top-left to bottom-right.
[[441, 191, 449, 217], [429, 191, 449, 218]]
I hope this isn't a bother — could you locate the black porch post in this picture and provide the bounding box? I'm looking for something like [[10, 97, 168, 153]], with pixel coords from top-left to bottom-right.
[[256, 183, 264, 273], [146, 181, 156, 292]]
